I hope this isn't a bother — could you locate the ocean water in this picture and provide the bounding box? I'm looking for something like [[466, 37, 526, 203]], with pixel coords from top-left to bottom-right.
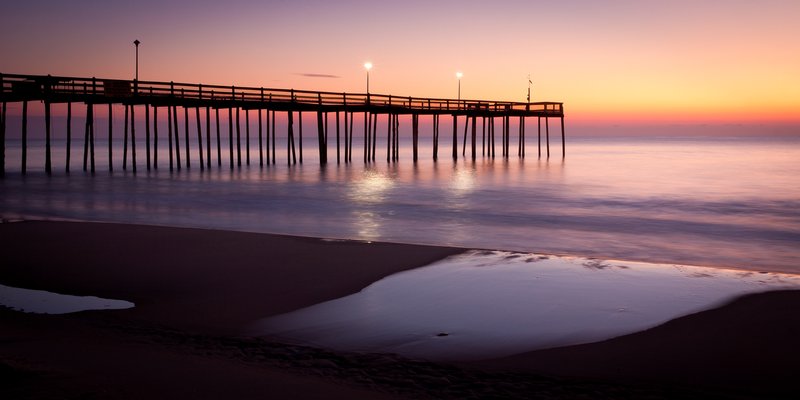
[[2, 134, 799, 274]]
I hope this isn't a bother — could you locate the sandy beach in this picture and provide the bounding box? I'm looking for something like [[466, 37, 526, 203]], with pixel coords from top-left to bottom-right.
[[2, 221, 799, 399]]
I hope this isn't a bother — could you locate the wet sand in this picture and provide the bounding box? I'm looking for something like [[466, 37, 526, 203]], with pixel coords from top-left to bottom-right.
[[2, 221, 798, 399]]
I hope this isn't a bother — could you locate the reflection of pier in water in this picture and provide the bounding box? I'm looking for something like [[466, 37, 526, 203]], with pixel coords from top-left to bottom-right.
[[0, 73, 565, 175]]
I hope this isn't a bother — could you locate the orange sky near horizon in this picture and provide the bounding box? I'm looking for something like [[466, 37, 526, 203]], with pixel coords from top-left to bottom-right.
[[2, 1, 798, 127]]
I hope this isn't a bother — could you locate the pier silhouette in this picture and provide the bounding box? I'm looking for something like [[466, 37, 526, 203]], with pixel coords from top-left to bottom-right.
[[0, 73, 565, 175]]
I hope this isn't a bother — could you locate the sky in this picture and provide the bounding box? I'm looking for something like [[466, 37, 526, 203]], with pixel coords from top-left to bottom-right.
[[2, 0, 799, 132]]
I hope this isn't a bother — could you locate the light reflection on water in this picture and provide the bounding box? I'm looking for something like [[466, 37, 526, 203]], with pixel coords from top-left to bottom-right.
[[1, 136, 799, 273]]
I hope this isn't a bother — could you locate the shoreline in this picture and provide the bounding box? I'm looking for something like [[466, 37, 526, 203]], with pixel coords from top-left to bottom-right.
[[2, 214, 794, 276], [2, 220, 799, 398]]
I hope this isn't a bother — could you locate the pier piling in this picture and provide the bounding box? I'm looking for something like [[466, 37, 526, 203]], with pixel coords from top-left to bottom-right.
[[336, 111, 341, 164], [537, 117, 541, 158], [173, 105, 181, 170], [452, 115, 457, 161], [184, 106, 190, 169], [561, 116, 566, 158], [131, 104, 137, 172], [471, 115, 477, 160], [228, 108, 233, 169], [168, 106, 174, 171], [372, 113, 378, 162], [196, 107, 204, 170], [363, 112, 368, 163], [546, 116, 550, 158], [206, 107, 211, 169], [66, 102, 71, 172], [44, 101, 51, 174], [123, 105, 129, 170], [22, 101, 27, 174], [153, 106, 159, 169], [0, 105, 5, 173], [245, 108, 250, 166], [215, 108, 221, 167], [432, 114, 439, 161], [258, 108, 263, 166], [145, 104, 151, 170]]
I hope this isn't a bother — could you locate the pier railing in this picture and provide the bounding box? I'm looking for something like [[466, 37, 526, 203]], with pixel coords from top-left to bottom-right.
[[0, 73, 562, 117]]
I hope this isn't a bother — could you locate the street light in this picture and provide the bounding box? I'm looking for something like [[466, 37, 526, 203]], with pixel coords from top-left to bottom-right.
[[456, 72, 463, 101], [364, 62, 373, 93], [133, 40, 140, 82]]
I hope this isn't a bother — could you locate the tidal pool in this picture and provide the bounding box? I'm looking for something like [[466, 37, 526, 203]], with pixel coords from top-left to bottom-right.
[[0, 283, 135, 314], [251, 250, 800, 361]]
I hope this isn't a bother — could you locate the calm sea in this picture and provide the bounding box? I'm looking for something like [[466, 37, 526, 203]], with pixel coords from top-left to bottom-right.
[[2, 134, 799, 273]]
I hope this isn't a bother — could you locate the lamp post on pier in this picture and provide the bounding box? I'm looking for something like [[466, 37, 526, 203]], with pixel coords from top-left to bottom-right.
[[364, 62, 372, 94], [133, 39, 140, 92], [456, 72, 463, 107], [527, 74, 532, 103]]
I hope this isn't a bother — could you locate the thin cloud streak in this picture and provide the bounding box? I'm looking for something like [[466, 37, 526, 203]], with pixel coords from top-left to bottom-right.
[[296, 73, 341, 79]]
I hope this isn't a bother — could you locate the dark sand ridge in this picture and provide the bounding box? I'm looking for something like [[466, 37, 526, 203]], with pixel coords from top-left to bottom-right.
[[0, 220, 464, 335], [2, 221, 799, 399]]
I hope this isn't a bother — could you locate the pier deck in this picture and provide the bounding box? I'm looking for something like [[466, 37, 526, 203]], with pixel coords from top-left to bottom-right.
[[1, 73, 565, 175]]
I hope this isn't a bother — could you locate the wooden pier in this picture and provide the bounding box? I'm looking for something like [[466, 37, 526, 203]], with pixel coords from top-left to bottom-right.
[[0, 73, 565, 175]]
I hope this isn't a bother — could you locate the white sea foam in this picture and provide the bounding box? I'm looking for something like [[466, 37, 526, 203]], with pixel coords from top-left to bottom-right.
[[0, 284, 135, 314], [251, 251, 800, 361]]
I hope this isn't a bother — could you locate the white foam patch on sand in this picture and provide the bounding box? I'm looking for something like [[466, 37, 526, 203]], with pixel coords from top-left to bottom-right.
[[251, 251, 800, 361], [0, 284, 135, 314]]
